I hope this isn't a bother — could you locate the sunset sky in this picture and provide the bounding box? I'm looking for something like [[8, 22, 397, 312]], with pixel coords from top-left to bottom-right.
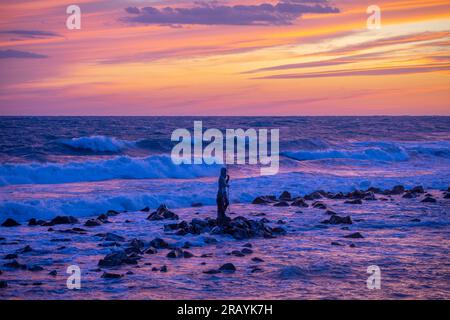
[[0, 0, 449, 115]]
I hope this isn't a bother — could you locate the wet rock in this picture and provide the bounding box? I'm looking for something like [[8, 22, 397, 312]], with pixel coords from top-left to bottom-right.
[[149, 237, 169, 249], [273, 201, 290, 207], [241, 248, 253, 255], [3, 260, 27, 269], [106, 210, 120, 216], [344, 232, 364, 239], [390, 185, 405, 195], [128, 238, 145, 253], [291, 198, 309, 207], [0, 280, 7, 289], [4, 253, 18, 260], [103, 233, 125, 242], [402, 191, 417, 199], [279, 191, 292, 201], [331, 242, 343, 246], [97, 214, 109, 222], [219, 263, 236, 273], [183, 251, 194, 258], [191, 202, 203, 207], [49, 270, 57, 276], [144, 248, 157, 254], [98, 250, 130, 267], [147, 204, 179, 221], [201, 253, 213, 258], [167, 248, 183, 258], [252, 196, 272, 205], [251, 257, 264, 263], [411, 218, 421, 222], [363, 192, 377, 201], [28, 218, 38, 226], [230, 250, 245, 257], [411, 186, 425, 194], [304, 191, 323, 201], [242, 243, 252, 248], [102, 272, 122, 279], [366, 187, 383, 194], [349, 243, 356, 248], [160, 265, 168, 272], [321, 215, 353, 225], [1, 218, 21, 227], [345, 199, 362, 205], [203, 269, 220, 274], [444, 193, 450, 199], [325, 210, 337, 215], [312, 201, 327, 209], [204, 237, 218, 244], [250, 267, 263, 273], [50, 216, 79, 225], [28, 265, 44, 272], [140, 207, 150, 212], [98, 241, 121, 248], [16, 245, 32, 254], [421, 197, 437, 203], [84, 219, 102, 227]]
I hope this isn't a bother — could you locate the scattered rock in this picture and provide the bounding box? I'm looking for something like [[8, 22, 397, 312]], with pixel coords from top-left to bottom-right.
[[251, 257, 264, 263], [325, 210, 337, 215], [160, 265, 168, 272], [28, 265, 44, 272], [252, 196, 275, 205], [98, 250, 139, 267], [273, 201, 290, 207], [242, 243, 252, 248], [147, 204, 179, 221], [411, 186, 425, 194], [167, 248, 184, 258], [1, 218, 21, 227], [49, 270, 57, 276], [102, 272, 122, 279], [140, 207, 150, 212], [106, 210, 120, 216], [4, 253, 18, 260], [183, 251, 194, 258], [144, 248, 157, 254], [344, 232, 364, 239], [50, 216, 79, 225], [149, 237, 169, 249], [103, 233, 125, 242], [421, 197, 437, 203], [241, 248, 253, 255], [411, 218, 421, 222], [84, 219, 102, 227], [203, 269, 220, 274], [279, 191, 292, 201], [291, 198, 309, 207], [191, 202, 203, 207], [344, 199, 362, 205], [331, 242, 343, 246], [444, 193, 450, 199], [0, 280, 7, 289], [390, 185, 405, 195], [219, 263, 236, 273], [3, 260, 27, 269], [321, 215, 353, 225], [312, 201, 327, 209], [16, 245, 32, 254]]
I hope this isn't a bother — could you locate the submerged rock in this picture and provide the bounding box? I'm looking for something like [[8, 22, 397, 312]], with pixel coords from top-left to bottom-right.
[[390, 185, 405, 195], [312, 201, 327, 209], [0, 281, 7, 289], [321, 215, 353, 225], [291, 198, 309, 207], [149, 237, 169, 249], [1, 218, 21, 227], [345, 199, 362, 205], [219, 263, 236, 273], [103, 233, 125, 242], [98, 250, 140, 267], [3, 260, 27, 269], [49, 270, 57, 276], [101, 272, 123, 279], [273, 201, 290, 207], [279, 191, 292, 201], [411, 186, 425, 194], [84, 219, 102, 227], [344, 232, 364, 239], [147, 204, 179, 221]]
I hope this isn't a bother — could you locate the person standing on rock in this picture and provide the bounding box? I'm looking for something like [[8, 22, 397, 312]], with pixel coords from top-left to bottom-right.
[[216, 167, 230, 225]]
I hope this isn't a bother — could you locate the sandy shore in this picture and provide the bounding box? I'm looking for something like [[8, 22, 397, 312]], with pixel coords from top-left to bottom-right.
[[0, 187, 449, 299]]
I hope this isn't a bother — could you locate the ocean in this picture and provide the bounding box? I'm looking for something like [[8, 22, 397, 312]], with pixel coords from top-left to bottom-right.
[[1, 116, 449, 221]]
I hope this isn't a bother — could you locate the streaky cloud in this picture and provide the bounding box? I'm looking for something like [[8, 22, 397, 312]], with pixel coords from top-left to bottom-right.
[[0, 49, 48, 59]]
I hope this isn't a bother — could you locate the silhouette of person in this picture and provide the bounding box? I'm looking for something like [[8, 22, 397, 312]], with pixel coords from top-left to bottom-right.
[[216, 167, 230, 225]]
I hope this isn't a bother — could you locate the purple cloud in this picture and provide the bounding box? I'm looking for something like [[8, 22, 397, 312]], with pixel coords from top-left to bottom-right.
[[124, 1, 339, 26], [0, 49, 48, 59], [0, 30, 62, 38]]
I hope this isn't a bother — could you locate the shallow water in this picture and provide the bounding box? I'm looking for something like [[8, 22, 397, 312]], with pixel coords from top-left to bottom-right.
[[0, 191, 448, 300]]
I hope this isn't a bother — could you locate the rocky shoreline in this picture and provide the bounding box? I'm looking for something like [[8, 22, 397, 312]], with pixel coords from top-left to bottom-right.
[[0, 184, 449, 299]]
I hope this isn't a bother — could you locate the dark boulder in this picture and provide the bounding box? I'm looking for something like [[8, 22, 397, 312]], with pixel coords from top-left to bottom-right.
[[106, 210, 120, 216], [345, 199, 362, 205], [147, 204, 179, 221], [140, 207, 150, 212], [28, 265, 44, 272], [421, 197, 437, 203], [312, 201, 327, 209], [103, 233, 125, 242], [444, 193, 450, 199], [149, 237, 169, 249], [252, 196, 273, 205], [344, 232, 364, 239], [411, 186, 425, 194], [279, 191, 292, 201], [219, 263, 236, 273], [84, 219, 102, 227], [1, 218, 21, 227], [101, 272, 123, 279], [291, 198, 308, 207], [98, 250, 129, 267], [390, 185, 405, 195], [191, 202, 203, 207], [203, 269, 220, 274], [50, 216, 79, 225], [4, 253, 18, 260], [322, 215, 352, 225], [49, 270, 57, 276]]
